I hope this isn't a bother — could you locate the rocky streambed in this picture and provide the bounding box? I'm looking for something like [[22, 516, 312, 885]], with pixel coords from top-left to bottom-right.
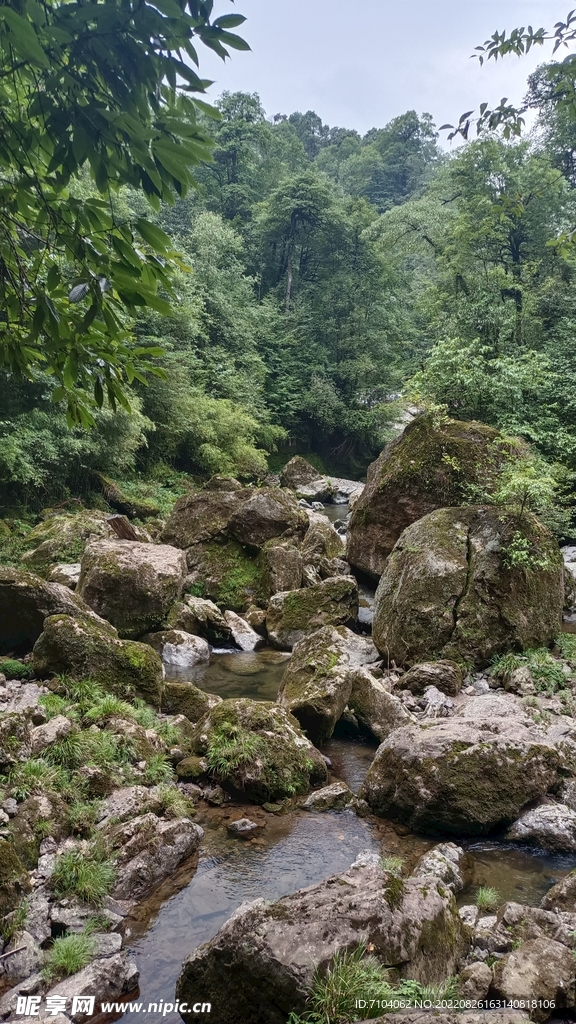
[[4, 414, 576, 1024]]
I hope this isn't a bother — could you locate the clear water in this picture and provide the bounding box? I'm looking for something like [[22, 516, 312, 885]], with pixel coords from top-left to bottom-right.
[[177, 648, 290, 701], [460, 841, 576, 908]]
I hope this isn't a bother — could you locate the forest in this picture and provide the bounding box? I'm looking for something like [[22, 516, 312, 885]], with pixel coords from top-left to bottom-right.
[[3, 37, 576, 538]]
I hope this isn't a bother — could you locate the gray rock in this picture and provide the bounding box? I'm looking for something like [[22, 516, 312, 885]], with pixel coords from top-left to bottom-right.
[[360, 718, 562, 834], [223, 611, 264, 652], [417, 685, 454, 718], [29, 715, 74, 755], [348, 667, 414, 742], [412, 842, 471, 892], [48, 563, 81, 589], [301, 781, 353, 811], [0, 567, 108, 656], [107, 813, 204, 900], [506, 803, 576, 852], [96, 785, 162, 827], [78, 539, 187, 638], [266, 577, 358, 651], [402, 661, 463, 697], [1, 932, 43, 984], [143, 629, 210, 670], [176, 860, 468, 1024], [226, 818, 262, 839], [458, 961, 493, 1001], [48, 952, 139, 1023], [491, 937, 575, 1021]]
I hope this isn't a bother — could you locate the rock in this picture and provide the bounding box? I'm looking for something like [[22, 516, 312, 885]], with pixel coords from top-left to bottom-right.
[[277, 627, 379, 742], [176, 860, 468, 1024], [360, 718, 561, 834], [541, 870, 576, 912], [224, 611, 264, 652], [203, 784, 228, 806], [29, 714, 74, 755], [48, 952, 139, 1023], [33, 614, 163, 704], [372, 506, 563, 667], [78, 539, 187, 638], [418, 685, 455, 718], [161, 682, 222, 722], [167, 595, 229, 638], [328, 477, 365, 504], [266, 576, 358, 651], [176, 756, 209, 782], [457, 691, 529, 721], [300, 512, 345, 562], [226, 818, 262, 839], [50, 899, 122, 935], [506, 803, 576, 852], [401, 661, 463, 697], [105, 813, 203, 900], [348, 668, 414, 742], [490, 937, 575, 1021], [2, 931, 43, 984], [243, 606, 268, 635], [0, 567, 107, 655], [228, 489, 308, 549], [412, 842, 471, 892], [259, 543, 303, 596], [479, 902, 576, 954], [301, 781, 353, 811], [143, 629, 210, 671], [280, 457, 335, 502], [96, 786, 163, 827], [190, 698, 327, 803], [20, 511, 114, 574], [347, 413, 517, 579], [458, 962, 493, 1001], [47, 563, 82, 589], [160, 485, 247, 550], [184, 539, 267, 611], [0, 841, 31, 920]]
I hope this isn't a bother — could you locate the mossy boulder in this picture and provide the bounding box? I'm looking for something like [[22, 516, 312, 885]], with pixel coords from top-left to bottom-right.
[[372, 505, 563, 668], [228, 488, 308, 550], [401, 661, 464, 697], [258, 542, 303, 596], [266, 577, 359, 651], [360, 718, 562, 835], [277, 626, 379, 743], [347, 413, 520, 578], [300, 511, 345, 562], [78, 539, 187, 638], [176, 859, 468, 1024], [279, 456, 335, 502], [32, 614, 163, 704], [20, 511, 114, 575], [0, 567, 106, 656], [166, 595, 230, 638], [8, 793, 70, 867], [160, 486, 248, 550], [161, 682, 222, 722], [0, 841, 31, 920], [190, 698, 327, 803], [348, 667, 414, 741], [185, 540, 268, 611]]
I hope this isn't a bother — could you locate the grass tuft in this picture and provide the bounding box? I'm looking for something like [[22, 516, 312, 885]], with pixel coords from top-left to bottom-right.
[[43, 931, 96, 982], [475, 885, 500, 912], [51, 848, 116, 906]]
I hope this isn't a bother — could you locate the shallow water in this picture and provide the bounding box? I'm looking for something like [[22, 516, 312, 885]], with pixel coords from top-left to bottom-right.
[[169, 647, 290, 701], [320, 501, 350, 524], [460, 841, 576, 907]]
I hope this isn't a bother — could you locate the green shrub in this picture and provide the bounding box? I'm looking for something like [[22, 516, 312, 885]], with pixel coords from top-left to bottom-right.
[[491, 648, 569, 693], [51, 849, 116, 906], [144, 753, 173, 785], [556, 634, 576, 661], [83, 695, 137, 724], [43, 931, 96, 981], [67, 799, 103, 836], [7, 758, 70, 800]]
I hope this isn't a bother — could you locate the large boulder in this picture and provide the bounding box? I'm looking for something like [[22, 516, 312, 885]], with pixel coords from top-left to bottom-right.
[[360, 718, 562, 835], [541, 870, 576, 912], [490, 938, 575, 1022], [506, 803, 576, 852], [266, 577, 358, 651], [20, 511, 114, 574], [166, 594, 230, 638], [185, 540, 267, 611], [0, 567, 106, 655], [401, 661, 463, 697], [277, 627, 379, 742], [32, 614, 163, 704], [348, 667, 414, 741], [347, 414, 516, 578], [190, 698, 327, 803], [104, 813, 203, 900], [228, 489, 308, 549], [372, 506, 563, 667], [78, 539, 187, 638], [300, 511, 345, 563], [176, 859, 468, 1024], [279, 456, 335, 502], [259, 543, 303, 596], [142, 629, 210, 672], [161, 682, 222, 722], [160, 482, 246, 550]]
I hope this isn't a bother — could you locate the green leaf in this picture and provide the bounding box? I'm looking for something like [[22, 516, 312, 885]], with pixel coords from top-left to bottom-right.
[[136, 219, 173, 251], [0, 9, 50, 66]]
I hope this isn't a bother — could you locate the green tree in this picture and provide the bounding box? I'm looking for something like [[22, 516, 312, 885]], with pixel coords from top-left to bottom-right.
[[0, 0, 247, 422]]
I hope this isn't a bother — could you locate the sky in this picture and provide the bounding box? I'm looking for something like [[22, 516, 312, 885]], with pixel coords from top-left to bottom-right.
[[199, 0, 568, 141]]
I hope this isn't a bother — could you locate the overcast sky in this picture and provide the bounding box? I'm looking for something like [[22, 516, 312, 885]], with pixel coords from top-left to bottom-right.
[[199, 0, 566, 140]]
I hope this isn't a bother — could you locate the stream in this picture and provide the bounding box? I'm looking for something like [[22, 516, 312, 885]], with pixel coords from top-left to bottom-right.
[[120, 507, 576, 1022]]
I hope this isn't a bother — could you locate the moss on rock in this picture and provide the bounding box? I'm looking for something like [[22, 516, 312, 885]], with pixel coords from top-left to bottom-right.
[[32, 614, 163, 704], [185, 540, 267, 611], [0, 841, 31, 920], [161, 681, 222, 722], [21, 511, 114, 576], [266, 577, 358, 651], [191, 697, 327, 803]]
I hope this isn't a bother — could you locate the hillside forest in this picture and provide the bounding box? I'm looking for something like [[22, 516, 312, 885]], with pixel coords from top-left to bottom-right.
[[4, 73, 576, 535]]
